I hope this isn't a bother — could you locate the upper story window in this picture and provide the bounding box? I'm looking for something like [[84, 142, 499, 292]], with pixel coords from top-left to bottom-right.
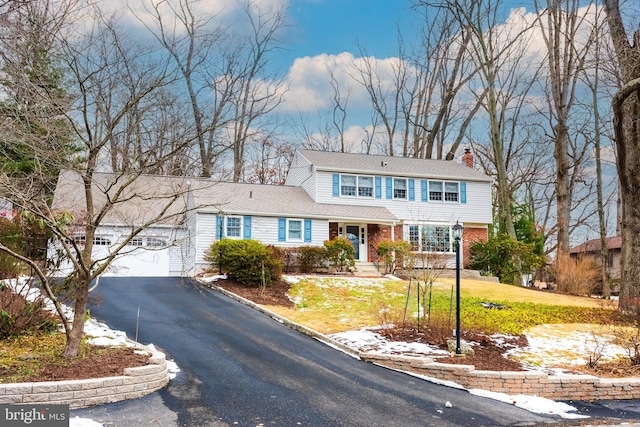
[[226, 216, 242, 238], [358, 176, 374, 198], [393, 178, 407, 200], [340, 174, 374, 198], [429, 181, 459, 203]]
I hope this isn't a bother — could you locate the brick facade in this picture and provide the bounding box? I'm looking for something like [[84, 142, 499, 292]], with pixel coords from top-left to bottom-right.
[[461, 227, 488, 267]]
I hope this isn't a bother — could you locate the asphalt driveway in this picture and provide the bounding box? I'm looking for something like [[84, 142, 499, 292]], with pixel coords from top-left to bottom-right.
[[75, 277, 558, 426]]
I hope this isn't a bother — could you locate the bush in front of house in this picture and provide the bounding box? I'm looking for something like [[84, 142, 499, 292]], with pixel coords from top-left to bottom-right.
[[207, 239, 282, 287], [469, 233, 545, 285], [296, 245, 327, 273], [376, 239, 413, 274], [324, 236, 355, 272]]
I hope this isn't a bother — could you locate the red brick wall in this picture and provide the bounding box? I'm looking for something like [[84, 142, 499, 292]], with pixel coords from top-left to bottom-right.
[[366, 224, 403, 262], [462, 227, 487, 267], [329, 222, 338, 241]]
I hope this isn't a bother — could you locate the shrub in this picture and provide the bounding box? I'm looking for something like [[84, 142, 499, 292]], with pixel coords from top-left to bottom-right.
[[296, 246, 327, 273], [0, 282, 58, 339], [324, 236, 355, 272], [0, 218, 27, 279], [553, 255, 599, 296], [469, 233, 545, 285], [376, 239, 413, 274], [206, 239, 282, 287]]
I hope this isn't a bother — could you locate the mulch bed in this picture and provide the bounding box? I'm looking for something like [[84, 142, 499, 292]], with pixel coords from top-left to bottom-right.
[[1, 347, 150, 383]]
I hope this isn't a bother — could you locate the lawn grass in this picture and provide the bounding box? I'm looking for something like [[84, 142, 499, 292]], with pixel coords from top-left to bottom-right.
[[0, 332, 67, 383], [0, 332, 122, 384], [267, 276, 623, 335]]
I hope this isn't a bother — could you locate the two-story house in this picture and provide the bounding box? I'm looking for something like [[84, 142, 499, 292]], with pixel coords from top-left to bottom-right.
[[51, 149, 492, 277]]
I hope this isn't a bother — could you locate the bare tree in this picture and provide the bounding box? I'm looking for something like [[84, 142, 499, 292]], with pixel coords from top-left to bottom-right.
[[353, 45, 409, 156], [408, 3, 484, 160], [579, 7, 616, 297], [0, 0, 195, 358], [229, 0, 288, 182], [602, 0, 640, 314], [535, 0, 597, 259], [135, 0, 237, 178]]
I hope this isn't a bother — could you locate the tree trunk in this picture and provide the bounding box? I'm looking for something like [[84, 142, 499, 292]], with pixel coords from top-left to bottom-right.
[[63, 274, 90, 358], [613, 80, 640, 314], [602, 0, 640, 314]]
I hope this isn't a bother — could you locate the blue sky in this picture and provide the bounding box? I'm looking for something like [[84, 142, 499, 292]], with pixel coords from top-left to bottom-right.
[[286, 0, 416, 59]]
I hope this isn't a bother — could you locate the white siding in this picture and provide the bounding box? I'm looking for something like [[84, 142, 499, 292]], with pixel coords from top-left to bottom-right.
[[251, 216, 328, 247], [284, 152, 316, 200], [314, 171, 492, 225], [194, 212, 217, 273], [193, 213, 329, 274]]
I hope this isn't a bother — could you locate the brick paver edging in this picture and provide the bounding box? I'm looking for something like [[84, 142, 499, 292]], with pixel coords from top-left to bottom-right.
[[0, 348, 170, 409], [361, 353, 640, 401]]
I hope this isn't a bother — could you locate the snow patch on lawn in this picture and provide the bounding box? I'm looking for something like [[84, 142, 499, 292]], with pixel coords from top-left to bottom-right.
[[330, 329, 450, 356]]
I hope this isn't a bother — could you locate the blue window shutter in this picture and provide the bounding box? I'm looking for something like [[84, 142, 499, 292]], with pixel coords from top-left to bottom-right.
[[375, 177, 382, 199], [215, 215, 222, 239], [278, 218, 286, 241], [304, 219, 312, 242], [385, 177, 392, 199], [408, 179, 415, 201], [243, 216, 252, 239], [421, 180, 428, 202], [460, 182, 467, 204], [332, 174, 340, 197]]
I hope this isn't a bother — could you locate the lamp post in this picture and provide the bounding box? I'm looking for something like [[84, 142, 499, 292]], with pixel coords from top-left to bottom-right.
[[452, 221, 463, 355]]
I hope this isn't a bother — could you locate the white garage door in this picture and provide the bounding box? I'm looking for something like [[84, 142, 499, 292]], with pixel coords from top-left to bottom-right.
[[103, 247, 171, 277]]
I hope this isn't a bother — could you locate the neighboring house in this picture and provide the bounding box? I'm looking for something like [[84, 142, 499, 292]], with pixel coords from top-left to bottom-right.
[[51, 149, 493, 277], [569, 236, 622, 280]]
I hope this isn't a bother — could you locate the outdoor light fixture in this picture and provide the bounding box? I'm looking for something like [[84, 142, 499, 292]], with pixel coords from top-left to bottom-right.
[[452, 221, 463, 355]]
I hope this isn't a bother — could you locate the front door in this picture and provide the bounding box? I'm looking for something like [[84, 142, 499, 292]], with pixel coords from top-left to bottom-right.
[[346, 225, 360, 260]]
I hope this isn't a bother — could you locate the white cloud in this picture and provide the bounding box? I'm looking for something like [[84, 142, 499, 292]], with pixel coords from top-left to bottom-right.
[[282, 52, 408, 113]]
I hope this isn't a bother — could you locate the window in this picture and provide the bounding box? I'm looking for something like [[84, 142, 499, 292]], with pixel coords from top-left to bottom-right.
[[127, 238, 143, 247], [146, 237, 167, 247], [429, 181, 459, 203], [340, 175, 374, 198], [226, 217, 242, 237], [422, 226, 451, 252], [408, 225, 420, 251], [358, 176, 374, 198], [93, 237, 111, 245], [393, 178, 407, 199], [429, 181, 443, 201], [445, 182, 459, 202], [341, 175, 357, 196], [288, 220, 303, 241], [407, 225, 454, 253]]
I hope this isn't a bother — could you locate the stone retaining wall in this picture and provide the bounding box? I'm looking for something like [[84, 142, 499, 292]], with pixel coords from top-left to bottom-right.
[[0, 349, 170, 409], [362, 353, 640, 400]]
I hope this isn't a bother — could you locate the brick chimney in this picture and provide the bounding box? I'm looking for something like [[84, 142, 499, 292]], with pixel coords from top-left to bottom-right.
[[462, 148, 474, 168]]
